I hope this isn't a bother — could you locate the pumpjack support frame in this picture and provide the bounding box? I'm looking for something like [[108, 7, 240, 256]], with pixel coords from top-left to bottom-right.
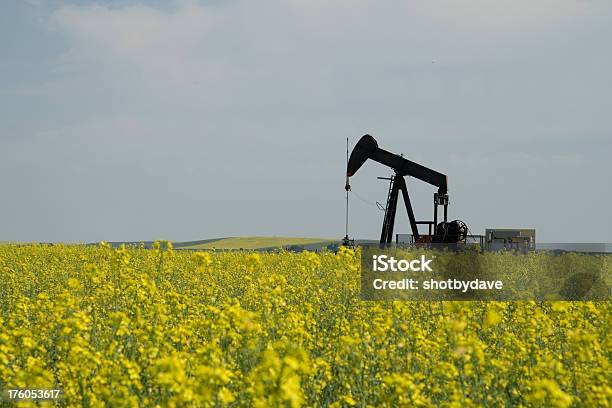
[[378, 173, 449, 246]]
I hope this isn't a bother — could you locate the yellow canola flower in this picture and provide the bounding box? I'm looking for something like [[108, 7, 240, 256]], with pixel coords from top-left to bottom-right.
[[0, 244, 609, 407]]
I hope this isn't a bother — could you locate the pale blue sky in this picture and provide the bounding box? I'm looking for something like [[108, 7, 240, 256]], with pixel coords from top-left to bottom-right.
[[1, 0, 611, 242]]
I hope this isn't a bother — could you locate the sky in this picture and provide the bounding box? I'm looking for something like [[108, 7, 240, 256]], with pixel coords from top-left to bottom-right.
[[1, 0, 611, 243]]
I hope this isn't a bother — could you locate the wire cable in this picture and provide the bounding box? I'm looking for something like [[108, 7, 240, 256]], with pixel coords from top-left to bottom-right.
[[350, 190, 385, 211]]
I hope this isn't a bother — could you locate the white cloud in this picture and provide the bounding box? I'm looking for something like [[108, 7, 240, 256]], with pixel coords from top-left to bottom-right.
[[50, 2, 224, 86], [46, 0, 609, 100]]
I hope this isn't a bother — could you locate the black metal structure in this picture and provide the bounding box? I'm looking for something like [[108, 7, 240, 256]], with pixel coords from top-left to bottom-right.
[[346, 134, 467, 247]]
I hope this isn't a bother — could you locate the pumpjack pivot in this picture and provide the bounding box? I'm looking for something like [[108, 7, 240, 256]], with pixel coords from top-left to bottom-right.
[[346, 134, 467, 247]]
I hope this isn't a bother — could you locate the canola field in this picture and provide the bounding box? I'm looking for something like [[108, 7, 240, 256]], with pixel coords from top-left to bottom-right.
[[0, 243, 610, 407]]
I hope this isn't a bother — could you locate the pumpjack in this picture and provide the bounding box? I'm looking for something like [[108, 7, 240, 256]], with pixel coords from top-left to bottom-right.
[[345, 134, 468, 247]]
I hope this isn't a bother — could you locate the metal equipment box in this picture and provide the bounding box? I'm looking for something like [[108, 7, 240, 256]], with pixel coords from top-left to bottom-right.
[[485, 229, 536, 251]]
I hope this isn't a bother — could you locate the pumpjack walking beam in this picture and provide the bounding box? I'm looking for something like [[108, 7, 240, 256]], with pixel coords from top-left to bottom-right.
[[347, 135, 448, 193]]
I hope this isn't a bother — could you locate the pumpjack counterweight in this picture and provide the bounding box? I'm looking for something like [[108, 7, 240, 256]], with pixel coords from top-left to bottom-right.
[[346, 134, 467, 247]]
